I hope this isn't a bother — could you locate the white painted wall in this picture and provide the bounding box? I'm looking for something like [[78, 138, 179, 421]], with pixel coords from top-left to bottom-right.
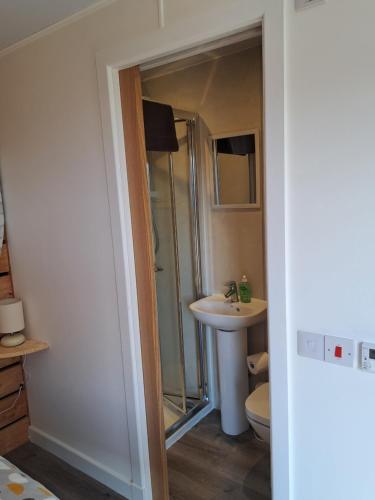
[[286, 0, 375, 499], [0, 0, 290, 498], [0, 1, 160, 498]]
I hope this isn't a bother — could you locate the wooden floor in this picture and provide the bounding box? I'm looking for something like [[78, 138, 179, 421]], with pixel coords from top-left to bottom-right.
[[5, 442, 125, 500], [167, 410, 271, 500], [5, 411, 270, 500]]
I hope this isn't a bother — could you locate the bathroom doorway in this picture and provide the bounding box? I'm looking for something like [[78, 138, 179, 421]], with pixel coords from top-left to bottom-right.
[[118, 24, 272, 498], [136, 27, 271, 499]]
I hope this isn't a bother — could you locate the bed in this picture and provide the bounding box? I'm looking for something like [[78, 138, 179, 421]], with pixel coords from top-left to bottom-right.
[[0, 456, 58, 499]]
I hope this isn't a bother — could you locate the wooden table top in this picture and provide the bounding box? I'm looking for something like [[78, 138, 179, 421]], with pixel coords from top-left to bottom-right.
[[0, 339, 49, 359]]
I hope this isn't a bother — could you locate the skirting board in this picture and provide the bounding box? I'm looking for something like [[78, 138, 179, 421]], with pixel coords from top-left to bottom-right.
[[29, 426, 144, 500], [166, 402, 213, 449]]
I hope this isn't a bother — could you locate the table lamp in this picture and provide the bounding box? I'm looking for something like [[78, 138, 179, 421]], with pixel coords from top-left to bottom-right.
[[0, 298, 25, 347]]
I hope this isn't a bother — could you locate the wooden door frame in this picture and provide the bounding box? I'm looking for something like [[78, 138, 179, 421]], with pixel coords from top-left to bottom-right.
[[96, 3, 289, 499], [118, 66, 169, 500]]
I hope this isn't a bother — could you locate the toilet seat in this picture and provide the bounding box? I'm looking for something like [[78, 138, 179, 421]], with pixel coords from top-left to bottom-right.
[[245, 382, 270, 427]]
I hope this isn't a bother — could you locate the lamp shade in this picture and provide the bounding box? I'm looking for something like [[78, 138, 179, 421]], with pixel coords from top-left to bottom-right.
[[0, 298, 25, 334]]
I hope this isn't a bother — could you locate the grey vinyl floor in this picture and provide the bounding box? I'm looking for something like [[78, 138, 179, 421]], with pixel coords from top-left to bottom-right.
[[167, 410, 271, 500]]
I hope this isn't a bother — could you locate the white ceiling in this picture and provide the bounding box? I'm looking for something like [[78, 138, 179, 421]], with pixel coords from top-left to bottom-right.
[[0, 0, 106, 51]]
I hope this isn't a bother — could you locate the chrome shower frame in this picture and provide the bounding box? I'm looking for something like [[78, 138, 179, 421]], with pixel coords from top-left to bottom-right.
[[164, 109, 209, 437], [173, 108, 208, 400], [147, 106, 208, 437]]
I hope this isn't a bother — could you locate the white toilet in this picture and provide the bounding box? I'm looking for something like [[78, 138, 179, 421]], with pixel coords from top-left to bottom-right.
[[245, 382, 270, 443]]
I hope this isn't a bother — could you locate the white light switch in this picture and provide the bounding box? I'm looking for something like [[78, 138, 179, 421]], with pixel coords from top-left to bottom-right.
[[295, 0, 325, 10], [297, 331, 324, 361], [324, 335, 354, 367]]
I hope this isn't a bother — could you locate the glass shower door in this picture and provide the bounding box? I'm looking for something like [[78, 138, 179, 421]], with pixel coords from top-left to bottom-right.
[[173, 119, 203, 401], [147, 150, 187, 413], [146, 109, 207, 433]]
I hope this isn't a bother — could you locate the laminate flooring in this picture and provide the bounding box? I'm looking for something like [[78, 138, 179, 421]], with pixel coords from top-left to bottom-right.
[[6, 411, 271, 500], [167, 410, 271, 500], [6, 442, 124, 500]]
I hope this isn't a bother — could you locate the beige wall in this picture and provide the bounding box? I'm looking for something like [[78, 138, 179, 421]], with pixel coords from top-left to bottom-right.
[[142, 46, 265, 302]]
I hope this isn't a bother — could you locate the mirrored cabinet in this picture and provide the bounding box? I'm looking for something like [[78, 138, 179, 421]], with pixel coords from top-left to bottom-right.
[[212, 130, 260, 209]]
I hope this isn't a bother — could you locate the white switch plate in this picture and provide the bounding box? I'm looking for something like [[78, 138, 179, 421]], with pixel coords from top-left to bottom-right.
[[360, 342, 375, 372], [295, 0, 325, 11], [298, 331, 324, 361], [324, 335, 354, 367]]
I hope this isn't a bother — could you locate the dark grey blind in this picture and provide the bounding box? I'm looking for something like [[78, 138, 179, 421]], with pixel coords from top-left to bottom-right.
[[143, 100, 179, 152]]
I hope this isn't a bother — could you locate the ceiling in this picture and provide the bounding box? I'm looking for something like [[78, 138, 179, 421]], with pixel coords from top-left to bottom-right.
[[0, 0, 107, 52]]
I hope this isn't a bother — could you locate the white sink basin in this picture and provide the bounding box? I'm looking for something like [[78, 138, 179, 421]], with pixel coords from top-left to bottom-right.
[[189, 294, 267, 331]]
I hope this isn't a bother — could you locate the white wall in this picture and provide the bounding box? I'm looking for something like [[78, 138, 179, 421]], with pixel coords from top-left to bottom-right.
[[286, 1, 375, 499], [0, 1, 275, 497], [0, 0, 288, 497], [9, 0, 371, 498], [0, 1, 160, 498]]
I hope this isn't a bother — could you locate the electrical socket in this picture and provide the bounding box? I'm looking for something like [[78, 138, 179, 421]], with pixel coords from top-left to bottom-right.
[[324, 335, 354, 368]]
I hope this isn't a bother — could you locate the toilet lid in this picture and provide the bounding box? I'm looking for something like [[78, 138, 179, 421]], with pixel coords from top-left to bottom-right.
[[245, 382, 270, 427]]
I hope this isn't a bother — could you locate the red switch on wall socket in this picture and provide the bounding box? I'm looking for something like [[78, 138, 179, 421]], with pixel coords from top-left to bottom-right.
[[334, 345, 343, 358], [324, 335, 353, 367]]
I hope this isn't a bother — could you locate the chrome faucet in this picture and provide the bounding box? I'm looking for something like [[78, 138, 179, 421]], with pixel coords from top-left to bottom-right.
[[224, 281, 239, 303]]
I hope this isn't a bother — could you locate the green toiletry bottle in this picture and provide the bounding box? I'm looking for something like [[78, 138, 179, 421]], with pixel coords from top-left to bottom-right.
[[239, 275, 252, 303]]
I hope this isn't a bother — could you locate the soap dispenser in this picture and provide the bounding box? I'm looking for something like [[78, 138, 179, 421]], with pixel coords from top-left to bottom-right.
[[239, 275, 251, 303]]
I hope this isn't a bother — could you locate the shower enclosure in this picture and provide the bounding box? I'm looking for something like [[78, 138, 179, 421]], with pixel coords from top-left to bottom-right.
[[146, 109, 208, 436]]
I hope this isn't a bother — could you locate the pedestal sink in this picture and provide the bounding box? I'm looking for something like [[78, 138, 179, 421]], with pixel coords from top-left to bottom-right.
[[189, 294, 267, 435]]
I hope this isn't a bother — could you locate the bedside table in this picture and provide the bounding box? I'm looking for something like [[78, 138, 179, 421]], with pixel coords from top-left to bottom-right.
[[0, 340, 48, 454]]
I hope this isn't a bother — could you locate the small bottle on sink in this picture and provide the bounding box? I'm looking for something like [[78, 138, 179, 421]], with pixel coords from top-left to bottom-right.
[[239, 275, 251, 303]]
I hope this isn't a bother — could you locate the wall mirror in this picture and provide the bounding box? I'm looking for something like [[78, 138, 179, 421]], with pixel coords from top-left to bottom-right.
[[212, 130, 260, 209]]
